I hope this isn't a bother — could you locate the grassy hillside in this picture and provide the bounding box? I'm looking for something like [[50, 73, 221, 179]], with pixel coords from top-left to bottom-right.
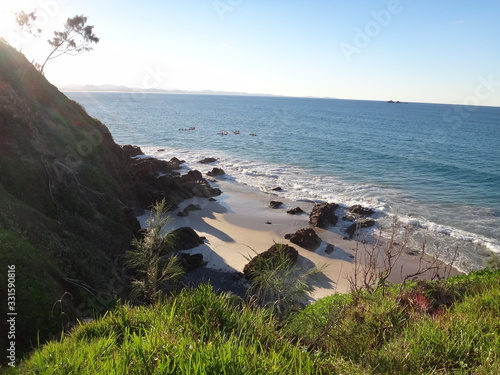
[[4, 271, 500, 374], [0, 39, 221, 363], [0, 40, 140, 358]]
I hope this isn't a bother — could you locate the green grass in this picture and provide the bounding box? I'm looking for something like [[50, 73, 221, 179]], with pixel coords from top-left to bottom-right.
[[5, 271, 500, 374], [288, 269, 500, 374], [6, 285, 360, 374]]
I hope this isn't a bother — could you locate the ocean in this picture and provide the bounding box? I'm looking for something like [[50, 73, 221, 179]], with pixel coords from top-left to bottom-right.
[[66, 92, 500, 272]]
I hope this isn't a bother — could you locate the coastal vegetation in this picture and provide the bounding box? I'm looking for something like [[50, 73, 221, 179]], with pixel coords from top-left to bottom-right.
[[125, 199, 184, 304], [4, 270, 500, 374]]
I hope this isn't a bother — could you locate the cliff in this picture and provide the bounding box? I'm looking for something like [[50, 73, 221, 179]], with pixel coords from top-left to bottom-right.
[[0, 40, 219, 358]]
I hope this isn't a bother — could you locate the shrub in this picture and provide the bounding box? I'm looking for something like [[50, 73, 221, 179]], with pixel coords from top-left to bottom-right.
[[125, 199, 183, 303]]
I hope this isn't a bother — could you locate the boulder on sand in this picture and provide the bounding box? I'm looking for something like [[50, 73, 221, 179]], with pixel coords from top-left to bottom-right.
[[269, 201, 283, 209], [170, 227, 205, 250], [309, 203, 339, 228], [284, 228, 321, 248], [243, 243, 298, 280], [287, 207, 305, 215]]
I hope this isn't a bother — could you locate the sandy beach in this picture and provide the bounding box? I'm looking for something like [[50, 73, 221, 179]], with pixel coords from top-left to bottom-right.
[[138, 178, 461, 301]]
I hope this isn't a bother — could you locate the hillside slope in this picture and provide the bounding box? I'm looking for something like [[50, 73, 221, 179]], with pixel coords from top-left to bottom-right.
[[0, 41, 219, 359]]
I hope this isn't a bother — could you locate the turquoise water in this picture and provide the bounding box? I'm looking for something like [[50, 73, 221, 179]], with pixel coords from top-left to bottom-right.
[[66, 92, 500, 271]]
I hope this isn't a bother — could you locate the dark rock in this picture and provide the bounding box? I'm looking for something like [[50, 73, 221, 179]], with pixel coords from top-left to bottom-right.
[[178, 253, 206, 272], [177, 204, 202, 216], [179, 170, 222, 198], [181, 170, 204, 182], [198, 157, 217, 164], [270, 201, 283, 209], [287, 207, 305, 215], [207, 167, 225, 177], [131, 165, 220, 210], [359, 218, 376, 228], [345, 218, 376, 239], [167, 157, 185, 169], [343, 213, 357, 222], [265, 221, 272, 225], [130, 156, 179, 179], [345, 224, 356, 239], [325, 244, 335, 254], [157, 148, 165, 152], [184, 204, 202, 212], [243, 243, 298, 280], [121, 144, 144, 158], [348, 204, 375, 217], [271, 187, 283, 191], [284, 228, 320, 248], [309, 203, 339, 228], [208, 197, 217, 202], [171, 227, 204, 250]]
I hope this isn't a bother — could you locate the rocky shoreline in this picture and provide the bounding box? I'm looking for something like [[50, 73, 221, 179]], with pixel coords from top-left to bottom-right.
[[125, 147, 418, 299]]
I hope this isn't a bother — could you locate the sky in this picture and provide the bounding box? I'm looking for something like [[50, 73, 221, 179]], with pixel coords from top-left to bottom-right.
[[1, 0, 500, 106]]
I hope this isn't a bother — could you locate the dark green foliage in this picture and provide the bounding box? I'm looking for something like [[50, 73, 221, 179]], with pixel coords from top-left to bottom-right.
[[0, 230, 65, 357]]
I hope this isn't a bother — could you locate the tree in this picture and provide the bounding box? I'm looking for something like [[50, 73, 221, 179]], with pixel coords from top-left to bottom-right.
[[40, 15, 99, 73], [125, 200, 184, 304], [15, 10, 42, 37], [14, 11, 99, 74]]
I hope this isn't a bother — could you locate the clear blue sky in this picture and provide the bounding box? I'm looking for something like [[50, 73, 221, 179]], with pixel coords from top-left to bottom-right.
[[2, 0, 500, 106]]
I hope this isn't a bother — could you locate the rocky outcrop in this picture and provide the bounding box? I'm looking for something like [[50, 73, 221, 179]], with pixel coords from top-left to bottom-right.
[[345, 218, 376, 239], [270, 201, 283, 209], [207, 167, 225, 177], [180, 170, 222, 198], [287, 207, 305, 215], [121, 144, 144, 158], [285, 228, 320, 248], [243, 244, 298, 280], [343, 204, 375, 221], [198, 157, 217, 164], [171, 227, 205, 250], [168, 157, 185, 169], [177, 204, 202, 217], [309, 203, 339, 228], [325, 244, 335, 254]]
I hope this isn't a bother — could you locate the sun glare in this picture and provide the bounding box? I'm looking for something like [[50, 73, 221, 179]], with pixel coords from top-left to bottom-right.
[[0, 1, 37, 39]]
